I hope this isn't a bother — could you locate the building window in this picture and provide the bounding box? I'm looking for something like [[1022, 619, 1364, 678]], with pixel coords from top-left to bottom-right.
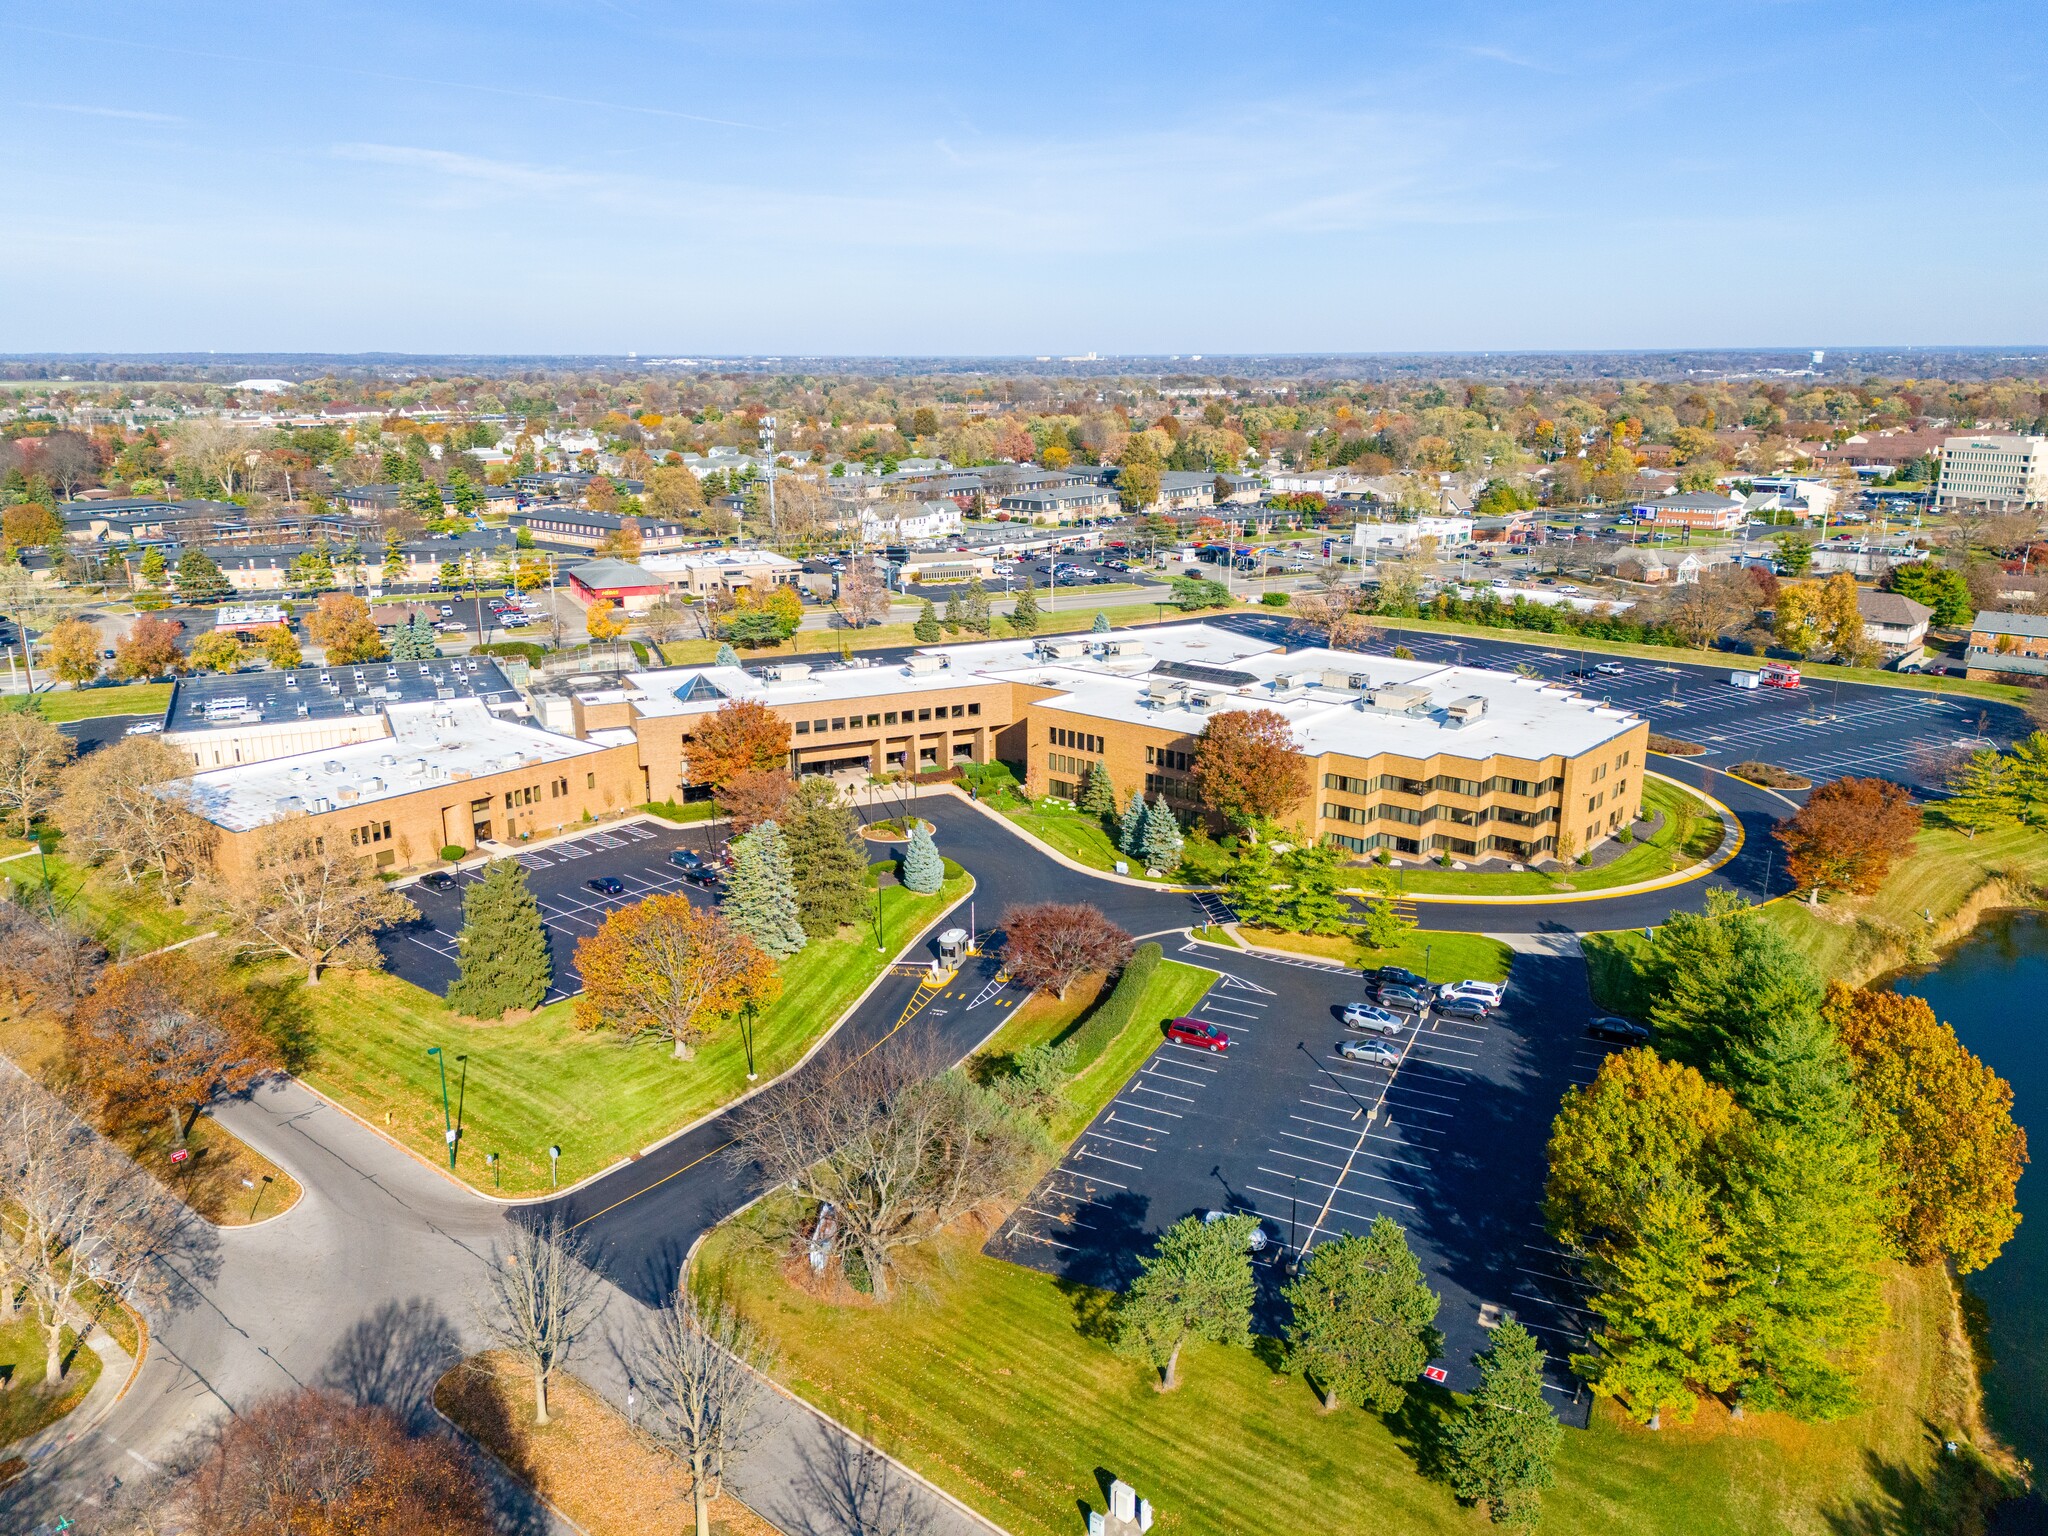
[[587, 773, 596, 789], [868, 714, 881, 727], [795, 720, 810, 734], [813, 719, 827, 733], [1048, 779, 1078, 800], [950, 704, 965, 719], [832, 718, 845, 731], [884, 711, 898, 725], [919, 708, 932, 721], [967, 703, 980, 716]]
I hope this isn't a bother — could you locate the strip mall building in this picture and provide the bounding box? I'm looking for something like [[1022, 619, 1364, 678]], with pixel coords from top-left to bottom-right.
[[160, 624, 1647, 877]]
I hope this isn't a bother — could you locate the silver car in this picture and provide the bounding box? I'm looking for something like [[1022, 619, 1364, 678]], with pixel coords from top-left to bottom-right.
[[1342, 1003, 1405, 1037], [1338, 1038, 1401, 1067]]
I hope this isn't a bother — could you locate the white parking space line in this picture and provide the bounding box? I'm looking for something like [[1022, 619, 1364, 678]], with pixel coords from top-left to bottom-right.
[[1249, 1178, 1416, 1218], [1075, 1147, 1144, 1172], [1130, 1080, 1197, 1104], [1085, 1130, 1161, 1155]]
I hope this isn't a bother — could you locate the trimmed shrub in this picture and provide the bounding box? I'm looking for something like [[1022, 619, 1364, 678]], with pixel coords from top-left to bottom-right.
[[440, 845, 466, 862], [1062, 941, 1163, 1071]]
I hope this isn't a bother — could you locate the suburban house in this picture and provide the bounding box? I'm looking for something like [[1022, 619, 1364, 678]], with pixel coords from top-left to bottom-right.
[[1608, 549, 1703, 585], [1737, 476, 1839, 524], [1964, 610, 2048, 681], [1856, 590, 1933, 666]]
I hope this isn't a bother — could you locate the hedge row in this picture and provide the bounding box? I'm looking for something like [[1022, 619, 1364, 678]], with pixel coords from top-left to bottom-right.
[[1064, 941, 1163, 1071]]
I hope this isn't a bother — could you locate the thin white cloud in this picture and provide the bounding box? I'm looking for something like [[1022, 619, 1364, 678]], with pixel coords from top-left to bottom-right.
[[24, 101, 184, 123]]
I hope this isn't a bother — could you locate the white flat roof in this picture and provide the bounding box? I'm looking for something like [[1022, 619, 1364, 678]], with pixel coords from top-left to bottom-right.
[[639, 548, 802, 573], [175, 698, 607, 831], [623, 658, 992, 720]]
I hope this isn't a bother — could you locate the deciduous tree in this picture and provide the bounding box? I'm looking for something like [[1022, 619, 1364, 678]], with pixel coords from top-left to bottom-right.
[[584, 597, 628, 642], [474, 1216, 607, 1425], [1189, 708, 1306, 832], [1823, 982, 2027, 1273], [445, 858, 553, 1018], [114, 614, 184, 679], [717, 766, 793, 832], [1445, 1321, 1561, 1530], [1113, 1212, 1256, 1390], [1773, 775, 1921, 899], [0, 706, 73, 835], [837, 558, 891, 628], [636, 1291, 774, 1536], [1283, 1216, 1442, 1412], [685, 698, 791, 792], [55, 734, 214, 891], [304, 593, 388, 664], [43, 617, 102, 684], [67, 950, 275, 1145], [1001, 902, 1132, 999], [260, 626, 303, 670], [200, 816, 414, 981], [573, 896, 780, 1059], [187, 629, 244, 674]]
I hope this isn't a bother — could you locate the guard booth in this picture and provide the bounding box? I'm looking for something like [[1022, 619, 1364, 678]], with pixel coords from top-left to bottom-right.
[[933, 928, 971, 979]]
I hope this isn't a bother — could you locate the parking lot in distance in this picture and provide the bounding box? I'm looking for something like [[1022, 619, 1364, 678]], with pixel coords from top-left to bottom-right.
[[986, 936, 1616, 1418], [378, 816, 725, 1003]]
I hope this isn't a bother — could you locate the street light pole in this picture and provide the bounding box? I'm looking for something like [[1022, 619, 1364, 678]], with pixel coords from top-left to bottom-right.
[[426, 1046, 455, 1169], [741, 1000, 758, 1081]]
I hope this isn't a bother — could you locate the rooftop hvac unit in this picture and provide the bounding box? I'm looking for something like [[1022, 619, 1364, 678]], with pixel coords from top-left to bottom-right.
[[904, 654, 946, 674], [336, 787, 359, 804], [1100, 638, 1146, 656], [1324, 669, 1359, 689], [1445, 696, 1488, 725], [767, 662, 814, 682], [405, 758, 429, 777], [1037, 639, 1088, 660], [311, 796, 331, 812], [321, 760, 343, 775], [1367, 684, 1433, 714], [380, 754, 397, 767], [358, 777, 384, 794], [295, 703, 309, 717], [273, 795, 305, 816]]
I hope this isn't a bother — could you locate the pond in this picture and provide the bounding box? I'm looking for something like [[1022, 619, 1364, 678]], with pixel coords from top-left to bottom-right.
[[1893, 909, 2046, 1531]]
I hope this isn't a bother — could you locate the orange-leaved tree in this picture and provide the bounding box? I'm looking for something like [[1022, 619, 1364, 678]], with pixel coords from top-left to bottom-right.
[[574, 896, 781, 1059], [1188, 707, 1306, 835], [1772, 775, 1921, 899], [1822, 981, 2027, 1273], [304, 592, 388, 664], [717, 766, 794, 831], [583, 597, 629, 642], [685, 698, 791, 793]]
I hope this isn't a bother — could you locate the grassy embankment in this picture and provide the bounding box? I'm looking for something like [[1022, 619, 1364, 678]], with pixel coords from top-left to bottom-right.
[[297, 869, 969, 1192], [28, 683, 174, 722], [3, 850, 211, 956], [657, 598, 1196, 666]]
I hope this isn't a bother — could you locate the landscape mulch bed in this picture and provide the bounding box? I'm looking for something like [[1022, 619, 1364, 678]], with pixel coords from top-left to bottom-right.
[[1648, 733, 1706, 756], [1729, 760, 1813, 790]]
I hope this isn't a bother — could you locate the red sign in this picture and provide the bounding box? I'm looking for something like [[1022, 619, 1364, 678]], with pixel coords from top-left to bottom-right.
[[169, 1148, 191, 1164], [1423, 1366, 1448, 1383]]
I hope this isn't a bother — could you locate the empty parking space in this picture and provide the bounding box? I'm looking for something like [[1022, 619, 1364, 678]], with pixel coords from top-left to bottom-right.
[[987, 939, 1628, 1412], [378, 817, 725, 1003]]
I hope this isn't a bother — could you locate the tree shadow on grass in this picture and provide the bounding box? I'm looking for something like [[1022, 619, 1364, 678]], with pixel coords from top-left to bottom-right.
[[243, 972, 317, 1074], [1384, 1380, 1460, 1488], [1823, 1438, 2032, 1536]]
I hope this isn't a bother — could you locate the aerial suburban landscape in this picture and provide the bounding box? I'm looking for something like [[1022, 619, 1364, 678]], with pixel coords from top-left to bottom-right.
[[1, 5, 2045, 1536]]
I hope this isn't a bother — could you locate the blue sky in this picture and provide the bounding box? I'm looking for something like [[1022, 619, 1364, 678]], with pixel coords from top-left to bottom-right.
[[3, 0, 2042, 355]]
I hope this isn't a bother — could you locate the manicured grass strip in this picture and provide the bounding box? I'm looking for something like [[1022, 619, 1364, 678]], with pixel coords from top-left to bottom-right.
[[298, 873, 969, 1193], [1241, 926, 1513, 985], [657, 600, 1199, 666], [1371, 777, 1725, 896], [29, 683, 173, 722], [0, 1319, 102, 1447], [640, 799, 723, 825], [696, 1218, 1988, 1536], [1051, 961, 1214, 1144], [1, 854, 209, 956]]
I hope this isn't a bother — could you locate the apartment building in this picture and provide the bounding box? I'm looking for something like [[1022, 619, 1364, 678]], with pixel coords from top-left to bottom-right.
[[1964, 610, 2048, 681], [1936, 435, 2048, 509]]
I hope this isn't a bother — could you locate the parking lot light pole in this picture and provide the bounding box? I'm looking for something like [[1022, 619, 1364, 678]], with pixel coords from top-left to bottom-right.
[[427, 1046, 455, 1168], [1423, 943, 1433, 985], [740, 1000, 758, 1081]]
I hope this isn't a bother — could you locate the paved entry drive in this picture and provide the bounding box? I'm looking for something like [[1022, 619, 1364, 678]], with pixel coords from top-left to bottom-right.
[[378, 818, 726, 1003], [986, 936, 1625, 1418]]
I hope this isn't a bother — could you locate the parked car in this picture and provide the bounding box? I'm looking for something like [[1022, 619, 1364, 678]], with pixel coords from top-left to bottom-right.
[[1588, 1015, 1652, 1044], [1165, 1017, 1230, 1053], [420, 870, 457, 891], [1375, 983, 1432, 1012], [1437, 979, 1505, 1005], [123, 720, 164, 735], [1342, 1003, 1405, 1036], [1371, 965, 1429, 990], [1203, 1210, 1269, 1252], [1435, 995, 1493, 1021], [586, 876, 626, 896], [1593, 661, 1625, 677], [1338, 1038, 1401, 1067], [668, 848, 712, 873]]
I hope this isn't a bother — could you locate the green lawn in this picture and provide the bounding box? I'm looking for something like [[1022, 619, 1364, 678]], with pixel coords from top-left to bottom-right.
[[1368, 777, 1726, 896], [30, 683, 174, 722], [657, 600, 1205, 666], [996, 797, 1162, 878], [639, 799, 723, 825], [298, 872, 970, 1192], [1, 852, 209, 956], [0, 1319, 102, 1448], [695, 1218, 1992, 1536], [1221, 926, 1513, 985]]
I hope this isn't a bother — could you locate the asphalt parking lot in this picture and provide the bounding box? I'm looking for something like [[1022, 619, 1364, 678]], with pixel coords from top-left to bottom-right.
[[378, 817, 729, 1003], [985, 936, 1616, 1419], [1216, 612, 2024, 791]]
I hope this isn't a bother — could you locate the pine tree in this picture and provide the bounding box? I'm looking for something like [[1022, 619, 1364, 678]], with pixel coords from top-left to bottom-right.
[[1284, 1215, 1442, 1412], [900, 822, 944, 895], [2005, 730, 2048, 826], [715, 642, 741, 666], [444, 859, 553, 1018], [1139, 796, 1184, 871], [1116, 789, 1148, 855], [1354, 893, 1415, 955], [1113, 1213, 1257, 1390], [1281, 838, 1353, 934], [913, 599, 942, 643], [1225, 841, 1284, 928], [1078, 760, 1116, 818], [1446, 1321, 1561, 1529], [1092, 611, 1111, 634], [783, 777, 869, 937], [942, 591, 962, 632], [1942, 748, 2017, 837], [412, 614, 440, 655], [1009, 579, 1041, 635], [724, 820, 807, 958]]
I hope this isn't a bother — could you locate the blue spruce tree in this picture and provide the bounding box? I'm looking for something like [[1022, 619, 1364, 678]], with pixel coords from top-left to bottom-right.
[[901, 821, 944, 894], [1092, 611, 1111, 634], [725, 820, 807, 958], [715, 643, 741, 666], [1139, 796, 1185, 871], [1117, 788, 1148, 856]]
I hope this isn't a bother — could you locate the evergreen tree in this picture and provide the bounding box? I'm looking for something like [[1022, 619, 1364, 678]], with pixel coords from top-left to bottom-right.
[[1941, 748, 2017, 837], [174, 547, 230, 601], [139, 545, 167, 588], [900, 822, 943, 895], [1009, 579, 1041, 635], [913, 598, 942, 643], [1139, 796, 1184, 870], [783, 776, 869, 937], [1224, 840, 1284, 928], [381, 532, 405, 583], [444, 859, 552, 1018], [1116, 788, 1148, 856], [961, 578, 992, 635], [1078, 760, 1116, 819], [1284, 1215, 1442, 1412], [942, 591, 962, 632], [412, 614, 440, 655], [1643, 891, 1824, 1081], [2008, 730, 2048, 826], [1092, 611, 1111, 634], [1446, 1321, 1561, 1530], [724, 820, 807, 959], [1281, 838, 1352, 934], [1354, 890, 1415, 955], [1112, 1213, 1257, 1390], [714, 642, 741, 666]]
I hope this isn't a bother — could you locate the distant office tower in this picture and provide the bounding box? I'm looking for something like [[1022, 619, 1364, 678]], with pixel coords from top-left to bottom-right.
[[1935, 434, 2048, 509]]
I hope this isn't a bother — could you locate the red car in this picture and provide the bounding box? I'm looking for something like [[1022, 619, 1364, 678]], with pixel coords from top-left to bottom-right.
[[1166, 1017, 1229, 1053]]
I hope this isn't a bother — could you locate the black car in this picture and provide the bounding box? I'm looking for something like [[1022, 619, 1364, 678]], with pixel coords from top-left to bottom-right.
[[1435, 994, 1492, 1020], [1376, 983, 1432, 1012], [1588, 1015, 1651, 1044], [587, 876, 626, 896], [1372, 966, 1429, 990], [420, 870, 457, 891]]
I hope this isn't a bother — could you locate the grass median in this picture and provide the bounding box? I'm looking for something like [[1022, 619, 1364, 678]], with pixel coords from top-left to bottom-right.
[[1224, 926, 1513, 985], [297, 871, 969, 1193], [29, 683, 174, 723]]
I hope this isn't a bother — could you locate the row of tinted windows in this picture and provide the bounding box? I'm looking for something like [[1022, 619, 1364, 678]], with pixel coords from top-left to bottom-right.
[[795, 703, 980, 735], [1321, 771, 1564, 798]]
